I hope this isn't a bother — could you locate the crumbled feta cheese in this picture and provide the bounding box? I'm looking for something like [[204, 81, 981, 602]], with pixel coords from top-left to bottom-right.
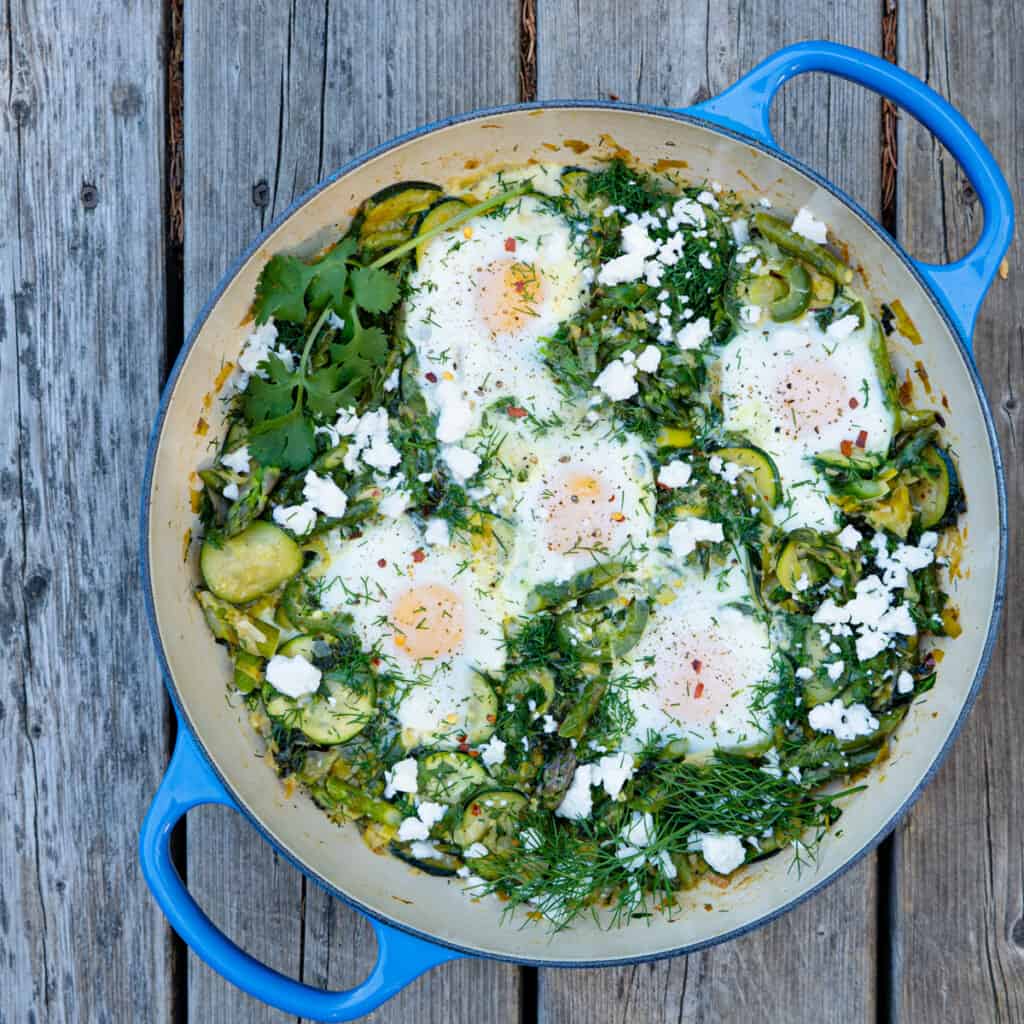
[[434, 379, 474, 444], [814, 574, 918, 661], [409, 840, 439, 859], [383, 367, 400, 391], [730, 218, 750, 245], [668, 517, 724, 559], [222, 482, 240, 502], [479, 735, 507, 768], [635, 345, 662, 373], [593, 753, 635, 800], [795, 666, 814, 681], [236, 320, 294, 382], [555, 763, 595, 820], [675, 315, 711, 350], [794, 572, 811, 593], [220, 445, 251, 475], [698, 833, 747, 875], [424, 517, 450, 547], [377, 479, 411, 518], [871, 531, 937, 589], [442, 445, 481, 483], [808, 699, 879, 741], [266, 655, 322, 698], [791, 207, 829, 244], [541, 714, 558, 734], [416, 801, 447, 829], [758, 197, 773, 208], [671, 197, 706, 228], [463, 842, 490, 859], [597, 222, 658, 286], [827, 314, 861, 339], [896, 670, 914, 694], [825, 660, 845, 682], [594, 358, 638, 401], [761, 747, 782, 778], [837, 524, 863, 551], [657, 459, 692, 488], [384, 757, 419, 798], [303, 470, 348, 519], [397, 817, 430, 842], [698, 251, 714, 270], [696, 189, 719, 208], [272, 503, 317, 536]]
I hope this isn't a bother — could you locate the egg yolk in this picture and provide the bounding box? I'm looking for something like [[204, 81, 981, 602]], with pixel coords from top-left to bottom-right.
[[770, 357, 850, 441], [476, 259, 546, 336], [543, 469, 624, 554], [390, 584, 465, 660], [651, 629, 737, 725]]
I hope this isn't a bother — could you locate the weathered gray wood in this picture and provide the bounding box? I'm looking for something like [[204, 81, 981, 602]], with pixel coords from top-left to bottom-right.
[[893, 4, 1024, 1021], [0, 2, 173, 1022], [536, 2, 882, 1021], [183, 3, 523, 1020]]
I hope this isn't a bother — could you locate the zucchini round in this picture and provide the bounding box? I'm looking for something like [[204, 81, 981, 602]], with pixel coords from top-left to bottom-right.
[[414, 198, 469, 265], [910, 444, 959, 529], [358, 182, 442, 255], [418, 751, 492, 804], [200, 521, 302, 604], [775, 528, 852, 595], [501, 666, 556, 716], [769, 260, 812, 322], [453, 789, 529, 851], [713, 446, 782, 507]]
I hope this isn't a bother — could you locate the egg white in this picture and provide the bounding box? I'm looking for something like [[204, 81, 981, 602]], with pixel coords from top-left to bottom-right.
[[717, 312, 896, 533], [495, 422, 657, 603], [622, 559, 776, 755], [404, 195, 588, 437], [314, 518, 508, 747]]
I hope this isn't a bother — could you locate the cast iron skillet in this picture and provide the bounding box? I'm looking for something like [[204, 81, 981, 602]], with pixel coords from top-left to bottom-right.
[[139, 42, 1012, 1022]]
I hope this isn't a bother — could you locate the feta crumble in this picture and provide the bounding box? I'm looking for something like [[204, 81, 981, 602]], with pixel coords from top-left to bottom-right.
[[808, 699, 879, 741], [657, 459, 692, 489], [791, 207, 829, 244], [668, 517, 724, 559], [266, 655, 322, 698], [594, 358, 639, 401]]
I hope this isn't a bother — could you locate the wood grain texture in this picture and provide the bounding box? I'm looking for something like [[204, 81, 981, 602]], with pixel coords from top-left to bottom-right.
[[182, 3, 522, 1020], [535, 2, 882, 1021], [893, 2, 1024, 1021], [0, 1, 172, 1022]]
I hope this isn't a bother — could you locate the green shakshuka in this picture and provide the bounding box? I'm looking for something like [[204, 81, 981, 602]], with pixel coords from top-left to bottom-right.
[[194, 161, 964, 928]]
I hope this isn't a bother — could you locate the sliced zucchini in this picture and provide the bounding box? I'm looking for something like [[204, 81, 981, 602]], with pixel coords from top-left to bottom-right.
[[390, 841, 463, 877], [414, 197, 469, 265], [910, 445, 959, 529], [713, 446, 782, 507], [418, 751, 492, 804], [864, 481, 913, 538], [266, 634, 377, 745], [200, 521, 302, 604], [807, 267, 836, 309], [560, 166, 590, 202], [501, 666, 556, 715], [463, 675, 499, 746], [402, 674, 498, 750], [453, 789, 529, 851], [775, 529, 854, 595], [358, 181, 442, 255], [768, 260, 811, 322], [195, 589, 281, 657], [655, 425, 695, 449]]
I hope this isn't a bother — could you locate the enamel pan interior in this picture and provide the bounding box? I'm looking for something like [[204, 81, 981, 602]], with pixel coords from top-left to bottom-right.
[[145, 103, 1003, 964]]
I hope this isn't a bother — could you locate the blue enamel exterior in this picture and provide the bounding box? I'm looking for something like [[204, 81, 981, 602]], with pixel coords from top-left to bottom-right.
[[138, 41, 1012, 1022]]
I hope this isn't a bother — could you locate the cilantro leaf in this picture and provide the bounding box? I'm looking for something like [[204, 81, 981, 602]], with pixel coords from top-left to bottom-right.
[[253, 256, 316, 324], [241, 352, 300, 423], [306, 239, 356, 315], [304, 364, 350, 421], [247, 409, 316, 470], [350, 266, 400, 313]]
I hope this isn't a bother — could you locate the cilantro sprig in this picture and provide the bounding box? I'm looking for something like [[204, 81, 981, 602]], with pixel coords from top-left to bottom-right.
[[243, 239, 402, 469]]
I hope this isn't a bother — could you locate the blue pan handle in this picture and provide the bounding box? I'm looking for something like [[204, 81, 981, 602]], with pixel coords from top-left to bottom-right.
[[688, 41, 1014, 345], [140, 725, 462, 1021]]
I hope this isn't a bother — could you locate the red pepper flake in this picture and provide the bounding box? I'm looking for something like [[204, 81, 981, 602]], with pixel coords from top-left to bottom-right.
[[855, 429, 868, 449], [610, 511, 626, 522], [377, 558, 387, 568], [694, 682, 705, 699], [485, 714, 497, 723], [412, 548, 426, 563], [371, 657, 381, 668], [468, 749, 480, 758], [691, 659, 703, 673], [840, 439, 854, 457], [504, 237, 516, 252], [848, 396, 860, 409], [513, 280, 526, 293], [506, 405, 528, 418], [657, 481, 671, 491], [424, 371, 438, 383], [470, 803, 482, 817]]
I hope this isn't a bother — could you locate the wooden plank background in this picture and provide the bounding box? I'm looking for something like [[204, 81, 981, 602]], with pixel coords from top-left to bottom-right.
[[1, 0, 1020, 1021]]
